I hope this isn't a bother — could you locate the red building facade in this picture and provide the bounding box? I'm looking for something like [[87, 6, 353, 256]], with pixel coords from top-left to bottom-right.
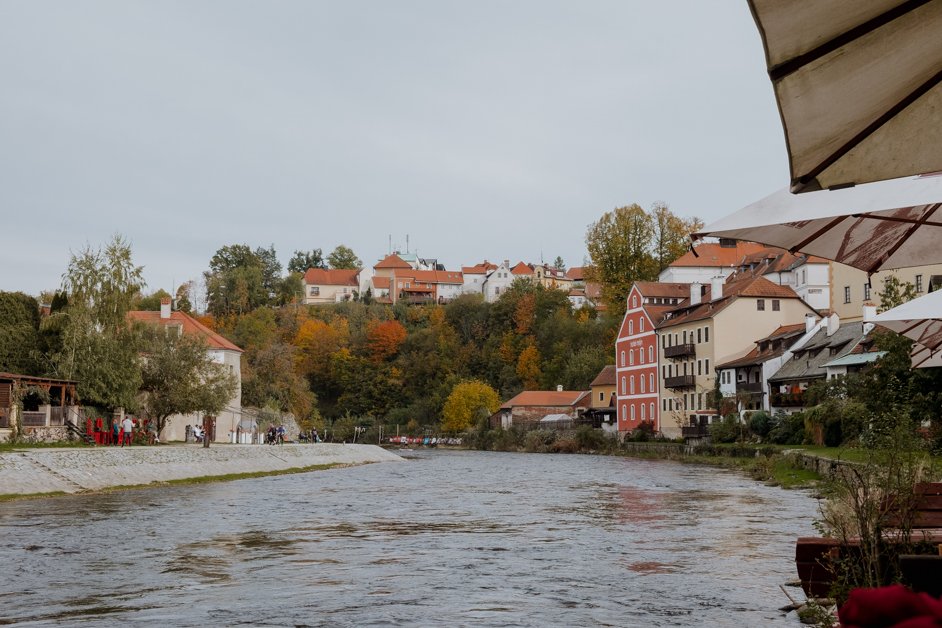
[[615, 283, 688, 435]]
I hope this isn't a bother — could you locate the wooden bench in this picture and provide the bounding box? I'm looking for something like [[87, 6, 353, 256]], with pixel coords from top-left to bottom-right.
[[796, 482, 942, 598]]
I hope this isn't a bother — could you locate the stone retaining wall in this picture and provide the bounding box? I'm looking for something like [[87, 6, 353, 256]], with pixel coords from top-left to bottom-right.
[[0, 443, 403, 496]]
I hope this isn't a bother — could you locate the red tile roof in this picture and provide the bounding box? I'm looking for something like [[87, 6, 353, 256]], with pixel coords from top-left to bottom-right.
[[128, 311, 243, 352], [462, 262, 497, 274], [657, 276, 802, 329], [374, 254, 413, 270], [371, 276, 391, 289], [303, 268, 360, 286], [510, 261, 533, 276], [668, 241, 771, 268], [501, 390, 589, 408], [566, 266, 587, 281], [633, 281, 691, 298], [590, 365, 616, 387]]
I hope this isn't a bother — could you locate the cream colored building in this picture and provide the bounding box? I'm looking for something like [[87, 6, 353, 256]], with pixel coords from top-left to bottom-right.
[[302, 268, 362, 305], [656, 276, 818, 436], [830, 262, 942, 321]]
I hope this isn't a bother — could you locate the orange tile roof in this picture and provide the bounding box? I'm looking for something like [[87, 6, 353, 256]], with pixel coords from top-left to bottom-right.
[[303, 268, 360, 286], [128, 311, 243, 353], [566, 266, 587, 281], [462, 262, 497, 274], [374, 254, 413, 270], [501, 390, 589, 408], [371, 276, 391, 289], [510, 261, 533, 275], [669, 241, 771, 268], [411, 270, 464, 284], [633, 281, 691, 298]]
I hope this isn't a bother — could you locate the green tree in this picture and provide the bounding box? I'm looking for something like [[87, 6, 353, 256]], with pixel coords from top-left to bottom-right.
[[441, 380, 500, 432], [204, 244, 270, 317], [0, 292, 42, 375], [585, 204, 658, 315], [553, 256, 565, 271], [135, 288, 172, 311], [175, 283, 193, 314], [327, 245, 362, 270], [878, 275, 917, 310], [138, 327, 237, 434], [287, 249, 326, 274]]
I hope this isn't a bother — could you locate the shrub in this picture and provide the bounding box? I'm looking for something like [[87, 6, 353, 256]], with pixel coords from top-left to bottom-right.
[[709, 415, 743, 443], [523, 430, 556, 453], [769, 411, 807, 445], [748, 411, 772, 439], [575, 426, 606, 451]]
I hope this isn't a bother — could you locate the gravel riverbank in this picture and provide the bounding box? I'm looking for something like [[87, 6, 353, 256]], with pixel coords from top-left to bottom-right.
[[0, 443, 403, 497]]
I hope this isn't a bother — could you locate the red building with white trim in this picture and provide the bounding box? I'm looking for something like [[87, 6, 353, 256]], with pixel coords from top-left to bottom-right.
[[615, 282, 688, 434]]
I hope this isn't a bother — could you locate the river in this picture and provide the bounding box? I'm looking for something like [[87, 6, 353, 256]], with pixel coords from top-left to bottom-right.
[[0, 450, 818, 626]]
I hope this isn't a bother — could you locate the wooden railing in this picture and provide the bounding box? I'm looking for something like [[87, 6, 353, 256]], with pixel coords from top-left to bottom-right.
[[664, 374, 696, 389], [21, 411, 46, 427], [664, 343, 696, 359]]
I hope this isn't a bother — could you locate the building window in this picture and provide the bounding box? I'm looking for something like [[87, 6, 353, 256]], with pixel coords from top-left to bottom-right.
[[757, 299, 765, 311], [683, 330, 687, 344], [697, 360, 702, 376], [916, 274, 924, 292], [309, 286, 320, 296], [621, 376, 626, 395], [638, 348, 644, 364], [649, 373, 654, 391], [662, 335, 667, 349], [629, 320, 634, 335], [630, 376, 635, 394], [629, 351, 634, 366], [864, 283, 871, 301], [662, 399, 667, 411], [648, 346, 653, 363], [704, 327, 709, 343], [697, 328, 702, 343], [650, 402, 655, 420], [772, 299, 780, 311], [844, 286, 851, 303], [640, 375, 645, 393], [640, 318, 645, 331], [599, 391, 604, 402], [632, 296, 637, 308], [668, 398, 673, 411], [621, 404, 627, 420], [705, 359, 709, 374], [640, 404, 646, 420], [620, 351, 626, 367], [697, 393, 703, 410]]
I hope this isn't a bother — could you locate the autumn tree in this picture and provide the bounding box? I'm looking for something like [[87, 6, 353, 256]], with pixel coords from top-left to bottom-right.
[[294, 317, 349, 381], [367, 319, 408, 362], [516, 343, 542, 389], [651, 201, 703, 273], [441, 379, 500, 432], [138, 326, 238, 434], [287, 249, 326, 274], [327, 245, 362, 270], [585, 204, 658, 315]]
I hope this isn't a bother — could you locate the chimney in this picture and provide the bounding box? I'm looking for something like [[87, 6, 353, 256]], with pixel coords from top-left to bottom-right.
[[504, 259, 510, 268], [827, 312, 840, 336], [556, 384, 563, 392], [160, 297, 172, 320], [710, 276, 723, 301], [862, 303, 877, 335], [689, 282, 702, 306], [805, 313, 817, 333]]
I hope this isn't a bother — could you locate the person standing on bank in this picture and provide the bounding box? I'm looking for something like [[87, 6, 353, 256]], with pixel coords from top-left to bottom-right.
[[121, 416, 134, 446]]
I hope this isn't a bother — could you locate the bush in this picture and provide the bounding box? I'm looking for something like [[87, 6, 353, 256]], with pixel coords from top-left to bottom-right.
[[748, 411, 772, 439], [710, 415, 743, 443], [768, 411, 807, 445], [575, 426, 606, 451], [523, 430, 556, 453], [492, 427, 525, 451]]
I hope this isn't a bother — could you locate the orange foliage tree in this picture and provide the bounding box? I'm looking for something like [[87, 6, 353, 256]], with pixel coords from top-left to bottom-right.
[[367, 319, 408, 362]]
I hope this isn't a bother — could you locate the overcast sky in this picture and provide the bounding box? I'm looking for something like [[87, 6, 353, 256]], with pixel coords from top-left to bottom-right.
[[0, 1, 788, 296]]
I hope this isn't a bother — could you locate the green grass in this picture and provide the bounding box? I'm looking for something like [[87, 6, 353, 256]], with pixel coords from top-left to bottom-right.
[[0, 491, 69, 502]]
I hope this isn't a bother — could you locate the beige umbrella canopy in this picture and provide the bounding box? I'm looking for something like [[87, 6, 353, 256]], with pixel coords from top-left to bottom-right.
[[749, 0, 942, 192], [695, 174, 942, 274], [871, 288, 942, 367]]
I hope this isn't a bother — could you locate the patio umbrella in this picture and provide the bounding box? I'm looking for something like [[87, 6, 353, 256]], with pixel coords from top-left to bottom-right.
[[695, 174, 942, 274], [870, 288, 942, 368], [748, 0, 942, 192]]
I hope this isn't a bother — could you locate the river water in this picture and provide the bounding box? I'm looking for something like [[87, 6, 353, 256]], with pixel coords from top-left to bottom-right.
[[0, 450, 818, 626]]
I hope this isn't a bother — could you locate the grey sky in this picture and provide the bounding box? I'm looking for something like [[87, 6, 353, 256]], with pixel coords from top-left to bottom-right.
[[0, 1, 787, 296]]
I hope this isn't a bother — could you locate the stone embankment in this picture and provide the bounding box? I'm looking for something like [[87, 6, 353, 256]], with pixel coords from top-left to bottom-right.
[[0, 443, 403, 497]]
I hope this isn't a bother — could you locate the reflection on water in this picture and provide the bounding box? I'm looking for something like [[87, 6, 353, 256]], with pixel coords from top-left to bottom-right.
[[0, 450, 817, 626]]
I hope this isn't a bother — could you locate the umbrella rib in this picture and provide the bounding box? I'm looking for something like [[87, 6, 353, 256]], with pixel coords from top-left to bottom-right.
[[865, 203, 941, 274], [851, 213, 942, 228], [768, 0, 933, 81], [788, 215, 848, 255], [797, 69, 942, 191]]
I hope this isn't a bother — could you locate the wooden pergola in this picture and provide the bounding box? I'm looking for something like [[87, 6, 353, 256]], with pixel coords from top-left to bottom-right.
[[0, 372, 79, 428]]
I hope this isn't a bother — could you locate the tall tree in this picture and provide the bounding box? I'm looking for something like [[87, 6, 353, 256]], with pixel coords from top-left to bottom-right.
[[204, 244, 270, 317], [327, 245, 362, 270], [553, 256, 566, 271], [138, 327, 237, 434], [651, 202, 704, 273], [287, 249, 326, 274], [51, 235, 145, 410], [585, 204, 658, 316]]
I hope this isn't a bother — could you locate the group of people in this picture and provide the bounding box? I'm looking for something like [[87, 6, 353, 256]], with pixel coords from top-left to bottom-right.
[[299, 428, 322, 443], [265, 424, 286, 445], [108, 416, 139, 446]]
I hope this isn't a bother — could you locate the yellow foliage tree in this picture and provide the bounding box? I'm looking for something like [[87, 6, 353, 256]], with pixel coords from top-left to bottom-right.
[[441, 380, 500, 433], [516, 344, 542, 389]]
